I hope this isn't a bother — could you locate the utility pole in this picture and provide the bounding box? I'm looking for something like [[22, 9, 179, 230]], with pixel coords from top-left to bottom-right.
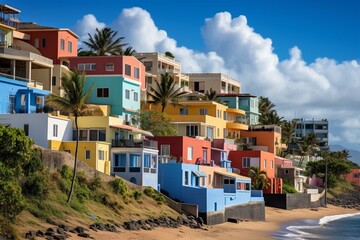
[[324, 158, 328, 207]]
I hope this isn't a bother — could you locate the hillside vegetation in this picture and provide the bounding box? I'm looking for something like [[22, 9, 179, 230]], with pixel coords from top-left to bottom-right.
[[0, 126, 179, 239]]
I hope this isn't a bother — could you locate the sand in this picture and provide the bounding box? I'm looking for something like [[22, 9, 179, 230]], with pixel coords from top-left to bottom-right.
[[68, 205, 359, 240]]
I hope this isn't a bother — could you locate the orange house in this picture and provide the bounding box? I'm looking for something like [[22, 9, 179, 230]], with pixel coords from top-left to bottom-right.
[[240, 125, 285, 155], [341, 169, 360, 186], [228, 150, 282, 194], [19, 22, 78, 64]]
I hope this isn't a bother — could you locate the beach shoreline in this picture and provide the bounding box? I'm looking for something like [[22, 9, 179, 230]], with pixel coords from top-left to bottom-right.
[[65, 205, 359, 240]]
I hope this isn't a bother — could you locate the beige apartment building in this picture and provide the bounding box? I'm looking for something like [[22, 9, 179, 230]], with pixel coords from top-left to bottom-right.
[[186, 73, 241, 94]]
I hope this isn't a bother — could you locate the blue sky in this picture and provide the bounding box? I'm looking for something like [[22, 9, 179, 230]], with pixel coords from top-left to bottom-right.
[[9, 0, 360, 152]]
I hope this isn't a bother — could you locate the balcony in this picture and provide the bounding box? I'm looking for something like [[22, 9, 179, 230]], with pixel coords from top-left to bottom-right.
[[158, 68, 180, 75], [111, 139, 158, 149], [0, 46, 53, 67], [226, 122, 248, 131]]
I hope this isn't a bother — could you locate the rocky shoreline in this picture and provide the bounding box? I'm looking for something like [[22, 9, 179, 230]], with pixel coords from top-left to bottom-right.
[[23, 215, 207, 240], [328, 188, 360, 210]]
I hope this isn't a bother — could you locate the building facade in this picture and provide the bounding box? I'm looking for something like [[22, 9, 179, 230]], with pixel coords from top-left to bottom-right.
[[186, 73, 240, 94], [293, 118, 329, 150]]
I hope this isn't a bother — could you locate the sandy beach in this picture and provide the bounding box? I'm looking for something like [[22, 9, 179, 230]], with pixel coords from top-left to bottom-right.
[[67, 205, 359, 240]]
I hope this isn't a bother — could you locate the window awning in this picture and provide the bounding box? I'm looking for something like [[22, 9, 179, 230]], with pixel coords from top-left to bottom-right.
[[110, 124, 153, 137], [214, 170, 250, 180], [192, 170, 207, 177]]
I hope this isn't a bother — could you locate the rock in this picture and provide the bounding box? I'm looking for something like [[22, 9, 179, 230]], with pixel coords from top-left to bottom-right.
[[58, 224, 70, 232], [53, 234, 66, 240], [57, 228, 65, 235], [25, 231, 36, 239], [36, 230, 44, 237], [197, 217, 204, 226], [74, 226, 85, 234], [78, 233, 91, 238]]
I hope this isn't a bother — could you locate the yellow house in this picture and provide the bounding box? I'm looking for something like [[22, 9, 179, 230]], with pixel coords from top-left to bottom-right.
[[145, 100, 248, 140]]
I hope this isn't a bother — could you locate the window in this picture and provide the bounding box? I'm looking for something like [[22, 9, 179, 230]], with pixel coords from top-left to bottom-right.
[[161, 145, 170, 156], [114, 154, 127, 167], [264, 159, 267, 168], [105, 63, 114, 71], [53, 124, 58, 137], [134, 67, 139, 78], [34, 38, 39, 48], [85, 150, 90, 159], [133, 92, 138, 102], [97, 88, 109, 98], [98, 150, 105, 160], [144, 61, 152, 71], [216, 109, 222, 118], [24, 124, 29, 136], [129, 154, 141, 172], [78, 63, 96, 71], [187, 147, 193, 160], [144, 154, 151, 168], [305, 124, 313, 129], [180, 108, 188, 115], [68, 42, 72, 52], [98, 130, 106, 141], [284, 169, 289, 175], [199, 108, 208, 115], [8, 96, 15, 113], [184, 171, 189, 185], [89, 130, 98, 141], [42, 38, 46, 48], [60, 39, 65, 50], [271, 160, 274, 169], [186, 126, 198, 136], [79, 130, 88, 141], [125, 64, 131, 76], [125, 89, 130, 99], [242, 157, 250, 168], [52, 76, 56, 86]]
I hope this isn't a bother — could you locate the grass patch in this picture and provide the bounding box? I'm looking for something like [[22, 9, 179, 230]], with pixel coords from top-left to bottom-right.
[[26, 198, 65, 221]]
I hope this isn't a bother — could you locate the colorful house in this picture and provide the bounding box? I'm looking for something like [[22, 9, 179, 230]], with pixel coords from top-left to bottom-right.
[[145, 100, 248, 140], [239, 125, 285, 155], [228, 150, 282, 194], [218, 93, 260, 126], [186, 73, 240, 94], [0, 76, 49, 114], [341, 169, 360, 186], [158, 161, 264, 224], [151, 136, 212, 165], [211, 138, 237, 168], [277, 166, 306, 192], [69, 56, 145, 123], [0, 4, 53, 92]]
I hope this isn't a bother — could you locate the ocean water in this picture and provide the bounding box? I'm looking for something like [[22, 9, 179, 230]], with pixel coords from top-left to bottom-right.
[[272, 212, 360, 240]]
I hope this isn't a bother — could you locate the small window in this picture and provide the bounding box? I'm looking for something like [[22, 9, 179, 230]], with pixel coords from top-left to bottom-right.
[[52, 76, 56, 86], [180, 108, 188, 115], [68, 42, 72, 52], [134, 67, 139, 78], [24, 124, 29, 136], [60, 39, 65, 50], [184, 171, 189, 185], [161, 145, 170, 156], [97, 88, 109, 98], [125, 64, 131, 76], [133, 92, 138, 102], [187, 147, 193, 160], [105, 63, 114, 71], [242, 157, 250, 168], [271, 160, 274, 169], [284, 169, 289, 175], [199, 108, 208, 115], [85, 150, 90, 159], [42, 38, 46, 48], [53, 124, 58, 137], [98, 150, 104, 160], [125, 89, 130, 99], [89, 130, 98, 141], [264, 159, 267, 168], [34, 38, 39, 48], [99, 130, 106, 141]]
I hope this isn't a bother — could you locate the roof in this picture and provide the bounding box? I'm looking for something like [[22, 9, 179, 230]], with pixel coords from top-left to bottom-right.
[[214, 170, 250, 180], [192, 170, 207, 177], [0, 4, 20, 14], [110, 124, 153, 137], [19, 22, 79, 38]]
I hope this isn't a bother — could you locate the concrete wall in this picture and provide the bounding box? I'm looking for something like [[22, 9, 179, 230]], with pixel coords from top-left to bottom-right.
[[199, 201, 265, 225], [264, 194, 311, 210]]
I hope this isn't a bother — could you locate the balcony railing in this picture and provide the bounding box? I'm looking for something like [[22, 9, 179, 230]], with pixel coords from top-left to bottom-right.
[[111, 139, 158, 149]]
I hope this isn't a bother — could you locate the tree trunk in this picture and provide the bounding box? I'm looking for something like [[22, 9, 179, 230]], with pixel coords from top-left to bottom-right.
[[161, 104, 166, 112], [67, 116, 79, 204]]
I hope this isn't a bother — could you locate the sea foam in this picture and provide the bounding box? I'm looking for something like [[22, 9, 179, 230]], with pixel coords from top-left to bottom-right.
[[318, 212, 360, 225]]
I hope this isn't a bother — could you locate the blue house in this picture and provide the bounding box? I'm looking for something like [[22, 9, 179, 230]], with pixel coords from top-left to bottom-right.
[[158, 161, 264, 224], [0, 76, 50, 114], [218, 93, 260, 126]]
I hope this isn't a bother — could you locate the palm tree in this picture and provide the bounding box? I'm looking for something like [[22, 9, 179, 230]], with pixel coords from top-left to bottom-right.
[[122, 46, 136, 56], [259, 96, 276, 115], [248, 166, 270, 190], [83, 27, 128, 56], [281, 119, 297, 149], [46, 71, 103, 203], [259, 110, 283, 125], [147, 72, 188, 112], [204, 88, 222, 103]]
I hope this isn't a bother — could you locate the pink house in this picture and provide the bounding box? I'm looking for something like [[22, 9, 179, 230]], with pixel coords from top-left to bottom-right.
[[341, 169, 360, 186], [151, 136, 211, 165], [275, 156, 293, 168]]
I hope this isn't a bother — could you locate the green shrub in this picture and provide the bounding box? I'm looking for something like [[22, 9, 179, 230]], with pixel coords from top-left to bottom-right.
[[0, 180, 25, 221], [26, 199, 64, 220], [143, 187, 156, 197], [90, 175, 103, 190], [282, 183, 298, 193], [143, 187, 166, 205], [60, 165, 72, 180], [133, 190, 143, 201], [76, 171, 88, 185], [75, 183, 91, 203], [22, 172, 49, 198], [110, 178, 128, 196]]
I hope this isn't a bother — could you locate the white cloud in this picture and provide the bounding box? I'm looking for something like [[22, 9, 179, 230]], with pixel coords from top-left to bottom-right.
[[329, 133, 341, 143], [73, 14, 106, 49], [72, 8, 360, 151]]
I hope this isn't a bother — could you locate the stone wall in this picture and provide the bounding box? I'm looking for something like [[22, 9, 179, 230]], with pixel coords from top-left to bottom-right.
[[264, 193, 311, 209]]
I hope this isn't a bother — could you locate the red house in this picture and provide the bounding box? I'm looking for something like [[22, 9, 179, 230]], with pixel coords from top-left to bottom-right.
[[341, 169, 360, 186], [151, 136, 211, 165], [228, 150, 282, 194]]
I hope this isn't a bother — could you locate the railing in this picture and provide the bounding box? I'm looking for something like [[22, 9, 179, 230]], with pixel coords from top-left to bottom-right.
[[111, 139, 158, 149], [0, 46, 53, 65]]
